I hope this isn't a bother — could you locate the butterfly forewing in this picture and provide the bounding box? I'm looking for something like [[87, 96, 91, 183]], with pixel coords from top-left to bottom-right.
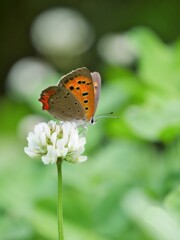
[[59, 67, 96, 121]]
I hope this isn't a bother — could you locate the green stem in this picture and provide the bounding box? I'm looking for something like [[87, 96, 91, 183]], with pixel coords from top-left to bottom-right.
[[57, 160, 64, 240]]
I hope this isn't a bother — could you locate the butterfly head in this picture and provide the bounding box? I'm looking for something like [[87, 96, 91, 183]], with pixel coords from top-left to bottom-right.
[[90, 117, 95, 125]]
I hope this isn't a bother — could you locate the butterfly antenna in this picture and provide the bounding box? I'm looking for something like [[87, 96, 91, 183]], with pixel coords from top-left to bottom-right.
[[96, 112, 120, 120]]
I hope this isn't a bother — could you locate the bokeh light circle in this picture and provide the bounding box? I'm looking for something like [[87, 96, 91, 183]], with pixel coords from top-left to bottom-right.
[[31, 8, 94, 56], [6, 57, 57, 100], [98, 33, 138, 66]]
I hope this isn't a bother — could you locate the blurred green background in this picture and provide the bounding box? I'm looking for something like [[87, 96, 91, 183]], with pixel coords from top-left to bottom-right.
[[1, 0, 180, 239]]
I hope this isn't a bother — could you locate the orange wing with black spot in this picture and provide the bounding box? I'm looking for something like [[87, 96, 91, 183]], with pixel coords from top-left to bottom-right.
[[58, 67, 96, 121]]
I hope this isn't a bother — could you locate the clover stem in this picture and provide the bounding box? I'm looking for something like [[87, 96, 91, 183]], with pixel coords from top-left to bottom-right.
[[57, 159, 64, 240]]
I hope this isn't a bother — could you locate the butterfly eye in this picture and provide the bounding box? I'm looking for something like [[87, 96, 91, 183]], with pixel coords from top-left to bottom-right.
[[90, 118, 95, 124]]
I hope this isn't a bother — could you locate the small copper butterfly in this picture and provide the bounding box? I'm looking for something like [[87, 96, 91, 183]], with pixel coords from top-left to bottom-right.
[[39, 67, 101, 124]]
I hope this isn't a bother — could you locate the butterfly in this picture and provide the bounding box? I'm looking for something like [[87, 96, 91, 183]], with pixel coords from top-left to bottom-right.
[[39, 67, 101, 124]]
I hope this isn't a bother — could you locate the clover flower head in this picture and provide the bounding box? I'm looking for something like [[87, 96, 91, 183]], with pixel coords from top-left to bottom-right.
[[24, 121, 87, 164]]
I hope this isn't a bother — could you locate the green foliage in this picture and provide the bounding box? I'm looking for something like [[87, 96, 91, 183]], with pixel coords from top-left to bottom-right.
[[1, 27, 180, 239]]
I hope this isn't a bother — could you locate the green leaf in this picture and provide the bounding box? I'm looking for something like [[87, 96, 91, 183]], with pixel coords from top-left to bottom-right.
[[128, 27, 180, 96]]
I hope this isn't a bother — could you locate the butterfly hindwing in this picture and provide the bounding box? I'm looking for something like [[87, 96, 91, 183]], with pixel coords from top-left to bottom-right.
[[39, 86, 85, 122]]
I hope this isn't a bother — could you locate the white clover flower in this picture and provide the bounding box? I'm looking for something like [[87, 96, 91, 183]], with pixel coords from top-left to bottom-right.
[[24, 121, 87, 164]]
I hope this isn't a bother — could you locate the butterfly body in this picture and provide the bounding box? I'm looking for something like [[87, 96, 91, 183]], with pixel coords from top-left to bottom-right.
[[39, 67, 101, 124]]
